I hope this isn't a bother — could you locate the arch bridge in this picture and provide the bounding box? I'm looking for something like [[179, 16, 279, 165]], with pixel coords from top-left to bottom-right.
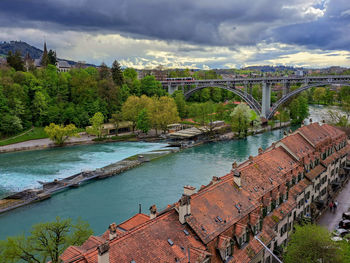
[[161, 75, 350, 119]]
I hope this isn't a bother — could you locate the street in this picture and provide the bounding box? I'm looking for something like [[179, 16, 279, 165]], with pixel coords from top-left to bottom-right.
[[318, 180, 350, 231]]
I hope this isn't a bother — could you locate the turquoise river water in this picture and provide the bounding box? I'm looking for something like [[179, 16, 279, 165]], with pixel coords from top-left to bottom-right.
[[0, 128, 291, 239]]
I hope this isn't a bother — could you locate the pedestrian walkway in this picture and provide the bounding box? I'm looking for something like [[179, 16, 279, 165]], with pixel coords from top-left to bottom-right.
[[318, 180, 350, 231]]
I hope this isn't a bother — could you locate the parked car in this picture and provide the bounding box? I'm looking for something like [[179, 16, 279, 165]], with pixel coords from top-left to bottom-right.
[[331, 236, 343, 242], [333, 228, 349, 237], [339, 219, 350, 229], [342, 212, 350, 220]]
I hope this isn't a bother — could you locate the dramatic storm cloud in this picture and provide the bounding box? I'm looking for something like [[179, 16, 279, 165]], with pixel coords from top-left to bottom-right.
[[0, 0, 349, 68]]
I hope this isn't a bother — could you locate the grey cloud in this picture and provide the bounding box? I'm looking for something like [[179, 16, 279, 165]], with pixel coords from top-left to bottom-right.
[[273, 0, 350, 51], [0, 0, 327, 47]]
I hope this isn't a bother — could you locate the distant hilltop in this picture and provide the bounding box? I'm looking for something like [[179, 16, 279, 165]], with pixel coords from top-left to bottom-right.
[[0, 41, 42, 59], [242, 65, 303, 72], [0, 41, 96, 67]]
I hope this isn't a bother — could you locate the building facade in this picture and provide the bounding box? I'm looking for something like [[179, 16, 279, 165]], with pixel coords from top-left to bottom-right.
[[60, 122, 349, 263]]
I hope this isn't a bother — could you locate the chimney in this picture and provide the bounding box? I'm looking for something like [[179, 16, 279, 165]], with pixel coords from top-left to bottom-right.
[[289, 129, 292, 134], [232, 161, 241, 188], [108, 223, 117, 240], [184, 185, 196, 196], [258, 147, 263, 155], [272, 142, 276, 149], [309, 118, 313, 123], [149, 204, 157, 219], [233, 169, 241, 188], [283, 130, 288, 138], [179, 195, 191, 224], [98, 242, 109, 263], [249, 155, 253, 163]]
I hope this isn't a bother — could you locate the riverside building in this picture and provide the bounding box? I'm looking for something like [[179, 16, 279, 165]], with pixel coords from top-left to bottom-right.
[[60, 122, 350, 263]]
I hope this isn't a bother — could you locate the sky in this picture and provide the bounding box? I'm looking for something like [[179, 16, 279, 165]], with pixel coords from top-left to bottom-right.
[[0, 0, 350, 69]]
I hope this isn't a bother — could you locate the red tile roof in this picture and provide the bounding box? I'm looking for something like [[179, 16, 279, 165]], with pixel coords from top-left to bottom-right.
[[61, 210, 207, 263], [280, 132, 314, 160], [298, 123, 331, 147], [187, 176, 258, 244], [305, 165, 326, 181], [117, 213, 149, 231]]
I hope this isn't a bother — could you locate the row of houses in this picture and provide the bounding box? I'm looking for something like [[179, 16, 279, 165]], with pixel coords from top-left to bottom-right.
[[60, 122, 350, 263]]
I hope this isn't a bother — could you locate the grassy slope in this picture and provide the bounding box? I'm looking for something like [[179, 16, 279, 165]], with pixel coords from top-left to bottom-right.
[[0, 127, 48, 146]]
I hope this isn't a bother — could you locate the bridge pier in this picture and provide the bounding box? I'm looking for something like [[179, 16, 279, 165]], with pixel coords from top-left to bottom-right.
[[282, 81, 290, 96], [261, 82, 271, 118], [168, 85, 178, 95]]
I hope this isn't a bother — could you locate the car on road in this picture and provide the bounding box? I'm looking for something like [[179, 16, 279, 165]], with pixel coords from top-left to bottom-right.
[[339, 219, 350, 229], [342, 212, 350, 220], [331, 236, 343, 242], [333, 228, 349, 237]]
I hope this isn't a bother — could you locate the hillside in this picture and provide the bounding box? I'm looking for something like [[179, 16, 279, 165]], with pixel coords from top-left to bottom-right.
[[0, 41, 96, 67], [0, 41, 43, 59]]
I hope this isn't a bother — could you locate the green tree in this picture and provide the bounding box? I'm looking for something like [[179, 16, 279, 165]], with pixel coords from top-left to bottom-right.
[[284, 224, 343, 263], [289, 95, 309, 124], [0, 114, 23, 135], [140, 75, 166, 97], [110, 111, 123, 136], [44, 123, 79, 145], [136, 108, 151, 134], [32, 91, 48, 126], [123, 68, 141, 96], [313, 87, 326, 104], [6, 50, 24, 71], [0, 217, 93, 263], [122, 95, 152, 131], [150, 96, 180, 134], [173, 90, 187, 118], [86, 112, 104, 138], [111, 60, 124, 86], [230, 104, 251, 137], [48, 50, 57, 65]]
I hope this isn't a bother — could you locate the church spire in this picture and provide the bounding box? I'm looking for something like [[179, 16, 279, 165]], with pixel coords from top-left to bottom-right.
[[41, 41, 49, 67]]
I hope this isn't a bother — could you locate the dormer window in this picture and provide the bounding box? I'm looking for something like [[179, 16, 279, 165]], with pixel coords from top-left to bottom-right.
[[292, 177, 296, 186], [217, 235, 233, 261]]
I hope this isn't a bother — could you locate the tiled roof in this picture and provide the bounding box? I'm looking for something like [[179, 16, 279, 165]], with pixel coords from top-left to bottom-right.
[[280, 133, 314, 159], [117, 213, 149, 231], [62, 210, 207, 263], [321, 124, 346, 140], [305, 165, 326, 181], [187, 176, 258, 244], [298, 123, 331, 146], [239, 147, 299, 199]]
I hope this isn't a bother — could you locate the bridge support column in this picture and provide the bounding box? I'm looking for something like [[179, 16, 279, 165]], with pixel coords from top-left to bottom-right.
[[261, 82, 271, 118], [282, 82, 290, 96], [168, 85, 178, 95]]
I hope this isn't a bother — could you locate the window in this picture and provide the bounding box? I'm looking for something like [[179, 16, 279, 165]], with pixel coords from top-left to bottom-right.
[[298, 173, 302, 182], [225, 244, 232, 259], [271, 200, 276, 211], [305, 192, 310, 200], [262, 207, 267, 218]]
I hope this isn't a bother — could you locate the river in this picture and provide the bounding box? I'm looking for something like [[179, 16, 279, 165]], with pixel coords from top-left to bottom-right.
[[0, 105, 334, 239], [0, 128, 290, 239]]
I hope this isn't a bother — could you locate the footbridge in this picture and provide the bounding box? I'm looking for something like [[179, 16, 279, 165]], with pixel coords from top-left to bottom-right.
[[161, 75, 350, 119]]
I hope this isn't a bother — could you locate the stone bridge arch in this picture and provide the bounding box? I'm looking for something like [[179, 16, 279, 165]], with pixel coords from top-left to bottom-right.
[[184, 85, 262, 115]]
